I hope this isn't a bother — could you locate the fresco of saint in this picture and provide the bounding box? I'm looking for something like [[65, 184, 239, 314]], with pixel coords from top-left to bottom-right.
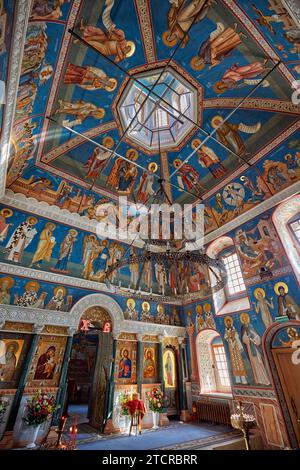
[[164, 0, 215, 47], [0, 209, 13, 242], [191, 23, 246, 70], [192, 139, 226, 179], [92, 240, 109, 279], [214, 60, 270, 93], [63, 63, 117, 91], [253, 288, 274, 328], [0, 341, 21, 382], [143, 349, 156, 379], [118, 349, 131, 379], [173, 159, 204, 193], [0, 276, 14, 305], [124, 298, 138, 321], [34, 346, 56, 380], [30, 222, 56, 268], [81, 235, 101, 279], [240, 313, 271, 386], [55, 99, 105, 128], [164, 351, 174, 387], [14, 281, 41, 308], [5, 217, 38, 263], [46, 287, 66, 311], [77, 4, 135, 63], [84, 138, 114, 181], [274, 282, 300, 321], [211, 116, 261, 157], [106, 150, 138, 194], [140, 302, 153, 323], [52, 229, 77, 273], [224, 316, 248, 385]]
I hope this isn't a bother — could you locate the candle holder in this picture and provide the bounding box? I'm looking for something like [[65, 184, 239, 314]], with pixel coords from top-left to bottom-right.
[[230, 402, 255, 450], [55, 414, 67, 448]]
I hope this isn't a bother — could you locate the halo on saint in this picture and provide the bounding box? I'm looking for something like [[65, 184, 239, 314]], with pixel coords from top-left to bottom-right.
[[190, 56, 205, 71], [105, 77, 117, 92], [125, 40, 136, 58], [211, 115, 224, 129], [0, 208, 13, 218], [54, 286, 66, 297], [162, 30, 177, 47], [142, 301, 150, 310], [191, 138, 202, 150], [173, 158, 182, 168], [203, 303, 211, 313], [127, 298, 135, 308], [213, 80, 228, 94], [0, 276, 15, 289], [103, 136, 114, 148], [148, 162, 158, 173], [126, 148, 138, 161], [196, 304, 202, 314], [25, 281, 40, 292], [224, 316, 233, 326], [254, 287, 265, 299], [274, 281, 288, 295], [240, 312, 250, 324]]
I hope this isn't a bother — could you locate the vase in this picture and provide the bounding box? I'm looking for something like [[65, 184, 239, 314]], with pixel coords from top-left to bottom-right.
[[25, 424, 41, 449], [152, 412, 159, 429]]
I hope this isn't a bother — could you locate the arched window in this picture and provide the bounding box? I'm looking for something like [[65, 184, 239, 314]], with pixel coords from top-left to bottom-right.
[[207, 236, 250, 315], [272, 194, 300, 284], [196, 329, 232, 396]]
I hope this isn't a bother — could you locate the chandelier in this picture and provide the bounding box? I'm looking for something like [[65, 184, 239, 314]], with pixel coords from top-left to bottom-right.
[[104, 179, 227, 302]]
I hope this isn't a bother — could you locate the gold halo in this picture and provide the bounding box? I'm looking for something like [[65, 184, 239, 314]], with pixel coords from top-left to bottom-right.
[[196, 304, 203, 314], [126, 149, 138, 161], [6, 341, 19, 353], [127, 298, 135, 308], [0, 208, 13, 218], [69, 229, 78, 237], [25, 281, 40, 292], [240, 312, 250, 324], [157, 303, 164, 313], [94, 108, 105, 119], [102, 136, 114, 149], [213, 80, 228, 94], [162, 30, 177, 47], [45, 222, 56, 230], [27, 216, 38, 225], [190, 56, 205, 71], [125, 40, 136, 58], [203, 303, 211, 314], [54, 286, 66, 297], [224, 316, 233, 326], [192, 138, 202, 150], [240, 175, 246, 181], [274, 281, 288, 295], [142, 301, 150, 311], [211, 116, 223, 129], [101, 239, 108, 246], [148, 162, 158, 173], [105, 77, 117, 92], [144, 347, 153, 358], [287, 327, 298, 337], [173, 158, 182, 168], [0, 276, 14, 289], [254, 288, 265, 299]]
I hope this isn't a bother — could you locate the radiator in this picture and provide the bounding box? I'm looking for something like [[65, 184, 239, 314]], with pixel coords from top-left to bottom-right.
[[196, 399, 231, 426]]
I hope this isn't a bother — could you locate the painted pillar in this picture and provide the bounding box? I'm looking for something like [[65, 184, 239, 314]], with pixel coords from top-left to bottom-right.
[[136, 334, 143, 397], [51, 328, 76, 426], [178, 337, 190, 422], [104, 333, 120, 434], [186, 325, 198, 382], [7, 324, 43, 430], [158, 335, 169, 426]]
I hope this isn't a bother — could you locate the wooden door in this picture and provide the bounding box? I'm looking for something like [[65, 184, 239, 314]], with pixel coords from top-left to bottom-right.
[[272, 347, 300, 445], [88, 332, 112, 429]]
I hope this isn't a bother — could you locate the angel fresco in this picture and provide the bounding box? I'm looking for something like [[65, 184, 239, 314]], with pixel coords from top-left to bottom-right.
[[190, 23, 246, 71], [211, 116, 261, 157], [63, 63, 117, 91], [77, 0, 135, 63], [83, 137, 114, 181], [163, 0, 215, 48], [55, 99, 105, 128]]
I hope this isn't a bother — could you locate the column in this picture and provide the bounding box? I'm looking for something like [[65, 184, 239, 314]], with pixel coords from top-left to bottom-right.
[[7, 324, 43, 430], [136, 334, 143, 397], [104, 333, 120, 434], [158, 335, 169, 426], [178, 337, 191, 422], [51, 327, 76, 426], [187, 325, 199, 382]]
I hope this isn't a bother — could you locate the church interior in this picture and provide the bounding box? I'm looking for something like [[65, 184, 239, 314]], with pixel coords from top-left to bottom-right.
[[0, 0, 300, 453]]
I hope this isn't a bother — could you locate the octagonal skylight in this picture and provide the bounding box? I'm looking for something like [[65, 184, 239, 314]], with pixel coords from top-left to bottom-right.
[[117, 68, 198, 151]]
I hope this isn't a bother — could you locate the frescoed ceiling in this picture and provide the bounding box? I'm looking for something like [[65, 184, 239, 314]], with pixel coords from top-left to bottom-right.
[[4, 0, 300, 233]]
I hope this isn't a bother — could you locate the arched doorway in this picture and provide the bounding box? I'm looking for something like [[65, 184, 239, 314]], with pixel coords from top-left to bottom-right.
[[66, 306, 113, 431], [264, 322, 300, 449]]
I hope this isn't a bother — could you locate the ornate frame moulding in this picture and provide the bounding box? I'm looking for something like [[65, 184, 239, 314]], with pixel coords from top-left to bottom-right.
[[0, 0, 32, 199], [0, 293, 187, 336]]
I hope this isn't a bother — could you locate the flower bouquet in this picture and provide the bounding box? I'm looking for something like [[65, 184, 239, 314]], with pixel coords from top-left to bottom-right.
[[146, 387, 164, 413], [23, 390, 59, 427], [0, 397, 9, 424], [119, 391, 130, 416]]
